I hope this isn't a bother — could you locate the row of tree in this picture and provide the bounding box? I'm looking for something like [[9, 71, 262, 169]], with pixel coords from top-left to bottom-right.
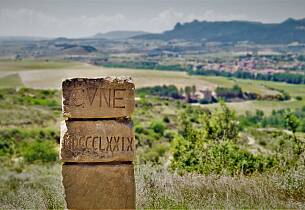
[[137, 84, 290, 104], [215, 85, 243, 100], [101, 61, 185, 71], [188, 69, 305, 84], [136, 85, 197, 101]]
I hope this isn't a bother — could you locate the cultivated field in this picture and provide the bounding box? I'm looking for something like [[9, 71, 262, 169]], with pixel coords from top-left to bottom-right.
[[1, 59, 305, 114], [0, 59, 217, 90]]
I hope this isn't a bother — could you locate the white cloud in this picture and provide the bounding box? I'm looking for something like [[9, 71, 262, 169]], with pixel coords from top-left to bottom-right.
[[0, 8, 247, 38], [0, 8, 130, 37]]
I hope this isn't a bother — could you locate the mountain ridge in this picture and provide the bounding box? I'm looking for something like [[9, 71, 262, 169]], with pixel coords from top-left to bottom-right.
[[94, 30, 149, 40], [133, 18, 305, 44]]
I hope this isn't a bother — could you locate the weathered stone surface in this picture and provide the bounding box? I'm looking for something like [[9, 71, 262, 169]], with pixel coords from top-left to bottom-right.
[[60, 120, 134, 162], [62, 77, 135, 119], [62, 163, 135, 209]]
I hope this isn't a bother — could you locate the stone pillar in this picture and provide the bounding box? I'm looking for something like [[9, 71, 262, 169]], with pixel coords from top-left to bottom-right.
[[60, 77, 135, 209]]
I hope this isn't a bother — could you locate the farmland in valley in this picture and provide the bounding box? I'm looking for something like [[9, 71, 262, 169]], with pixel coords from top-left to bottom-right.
[[1, 59, 305, 115]]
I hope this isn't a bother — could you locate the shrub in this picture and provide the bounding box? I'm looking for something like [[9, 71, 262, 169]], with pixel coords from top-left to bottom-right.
[[284, 112, 300, 140], [0, 128, 59, 162], [215, 85, 243, 100], [141, 144, 167, 164], [295, 96, 303, 101], [163, 116, 170, 123], [171, 102, 275, 175], [299, 119, 305, 132], [199, 98, 211, 104], [21, 140, 58, 163], [136, 85, 182, 99], [172, 134, 275, 175], [149, 120, 166, 136], [0, 137, 16, 156], [0, 128, 59, 143], [135, 124, 144, 134], [164, 130, 175, 141]]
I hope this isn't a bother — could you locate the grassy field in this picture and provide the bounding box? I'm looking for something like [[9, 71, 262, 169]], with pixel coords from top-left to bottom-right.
[[0, 87, 304, 209], [0, 59, 281, 94], [199, 78, 305, 114], [198, 76, 279, 95], [0, 74, 23, 88], [1, 162, 304, 209], [0, 59, 80, 71], [0, 59, 217, 90], [1, 59, 305, 114], [198, 98, 305, 115]]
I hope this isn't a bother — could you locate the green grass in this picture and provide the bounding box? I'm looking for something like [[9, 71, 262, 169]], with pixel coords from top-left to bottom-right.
[[0, 87, 304, 208], [136, 165, 305, 209], [199, 99, 305, 115], [199, 75, 305, 98], [0, 88, 61, 128], [0, 59, 80, 71], [0, 162, 65, 209], [0, 74, 23, 89], [197, 76, 305, 115], [199, 76, 279, 96], [1, 162, 304, 209], [0, 57, 304, 208], [260, 81, 305, 97]]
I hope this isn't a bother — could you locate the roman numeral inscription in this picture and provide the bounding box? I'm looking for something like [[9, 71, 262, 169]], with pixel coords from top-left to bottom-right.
[[64, 136, 133, 152], [61, 120, 134, 162], [61, 77, 136, 209], [62, 77, 135, 118]]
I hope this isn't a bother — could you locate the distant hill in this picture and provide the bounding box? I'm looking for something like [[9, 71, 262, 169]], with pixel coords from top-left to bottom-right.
[[135, 18, 305, 44], [0, 36, 48, 41], [94, 31, 149, 40]]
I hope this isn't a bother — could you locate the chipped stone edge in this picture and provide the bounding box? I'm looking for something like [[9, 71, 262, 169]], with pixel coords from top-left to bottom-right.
[[62, 76, 135, 86], [59, 120, 67, 160], [61, 76, 135, 119]]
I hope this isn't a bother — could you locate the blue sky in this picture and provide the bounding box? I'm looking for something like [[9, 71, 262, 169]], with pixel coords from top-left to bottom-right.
[[0, 0, 304, 38]]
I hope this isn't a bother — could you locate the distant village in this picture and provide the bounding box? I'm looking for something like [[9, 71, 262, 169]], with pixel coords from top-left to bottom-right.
[[187, 53, 305, 75]]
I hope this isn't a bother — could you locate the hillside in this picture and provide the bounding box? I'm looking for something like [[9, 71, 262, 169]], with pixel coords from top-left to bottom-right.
[[94, 30, 149, 40], [135, 18, 305, 44], [0, 87, 305, 208]]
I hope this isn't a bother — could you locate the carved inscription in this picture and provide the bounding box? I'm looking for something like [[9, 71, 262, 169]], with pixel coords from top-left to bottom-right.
[[63, 136, 133, 152], [60, 120, 135, 162], [66, 88, 127, 108], [62, 77, 135, 118]]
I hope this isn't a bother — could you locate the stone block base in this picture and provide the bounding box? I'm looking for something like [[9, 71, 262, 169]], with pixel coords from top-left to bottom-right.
[[62, 163, 135, 209]]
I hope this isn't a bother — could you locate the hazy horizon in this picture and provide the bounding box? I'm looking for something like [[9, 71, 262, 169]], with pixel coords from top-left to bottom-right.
[[1, 0, 305, 38]]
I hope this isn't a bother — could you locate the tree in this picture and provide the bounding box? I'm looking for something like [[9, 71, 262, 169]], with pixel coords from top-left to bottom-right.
[[170, 102, 272, 175], [191, 85, 196, 97], [149, 120, 166, 136], [202, 101, 239, 142], [255, 110, 264, 121], [215, 85, 243, 100], [284, 112, 300, 141], [179, 87, 184, 96], [184, 86, 192, 101]]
